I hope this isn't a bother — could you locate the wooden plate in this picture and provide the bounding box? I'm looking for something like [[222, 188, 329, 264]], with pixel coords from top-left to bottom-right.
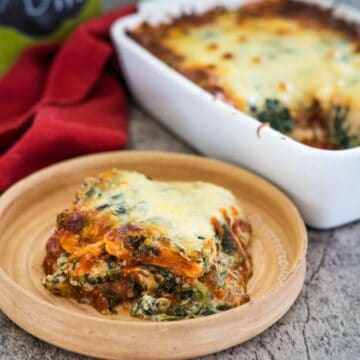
[[0, 151, 307, 359]]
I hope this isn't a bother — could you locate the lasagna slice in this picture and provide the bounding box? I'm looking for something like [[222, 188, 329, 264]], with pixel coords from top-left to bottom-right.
[[43, 170, 252, 321]]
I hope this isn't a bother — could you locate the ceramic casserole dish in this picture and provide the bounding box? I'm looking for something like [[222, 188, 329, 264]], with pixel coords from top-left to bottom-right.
[[111, 0, 360, 229]]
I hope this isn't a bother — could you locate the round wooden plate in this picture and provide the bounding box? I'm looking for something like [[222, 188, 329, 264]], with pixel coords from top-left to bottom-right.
[[0, 151, 307, 359]]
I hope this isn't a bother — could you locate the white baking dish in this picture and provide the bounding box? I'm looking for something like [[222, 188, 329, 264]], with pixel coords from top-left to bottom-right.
[[111, 0, 360, 229]]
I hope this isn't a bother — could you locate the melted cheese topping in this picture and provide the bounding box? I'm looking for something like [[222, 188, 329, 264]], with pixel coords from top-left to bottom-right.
[[163, 14, 360, 129], [163, 15, 360, 111], [79, 170, 245, 255]]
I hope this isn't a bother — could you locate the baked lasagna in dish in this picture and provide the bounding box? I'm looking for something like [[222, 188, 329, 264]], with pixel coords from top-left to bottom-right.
[[43, 170, 252, 320], [128, 0, 360, 149]]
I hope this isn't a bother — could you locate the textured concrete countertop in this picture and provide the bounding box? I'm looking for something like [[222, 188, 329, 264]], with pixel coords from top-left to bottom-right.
[[0, 107, 359, 360]]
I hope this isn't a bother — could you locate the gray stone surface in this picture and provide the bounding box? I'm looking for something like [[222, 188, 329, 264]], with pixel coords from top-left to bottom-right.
[[0, 106, 359, 360]]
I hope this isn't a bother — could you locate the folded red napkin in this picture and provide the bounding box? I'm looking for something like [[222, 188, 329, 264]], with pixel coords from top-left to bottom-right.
[[0, 5, 136, 191]]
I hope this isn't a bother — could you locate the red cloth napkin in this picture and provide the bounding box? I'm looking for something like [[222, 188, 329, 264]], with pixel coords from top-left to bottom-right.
[[0, 5, 136, 191]]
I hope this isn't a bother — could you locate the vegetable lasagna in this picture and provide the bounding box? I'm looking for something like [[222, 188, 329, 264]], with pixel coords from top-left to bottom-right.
[[128, 0, 360, 149], [43, 170, 252, 320]]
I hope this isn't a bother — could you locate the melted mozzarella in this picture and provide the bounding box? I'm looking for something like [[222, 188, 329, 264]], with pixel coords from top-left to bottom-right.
[[162, 13, 360, 134], [85, 171, 244, 254]]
